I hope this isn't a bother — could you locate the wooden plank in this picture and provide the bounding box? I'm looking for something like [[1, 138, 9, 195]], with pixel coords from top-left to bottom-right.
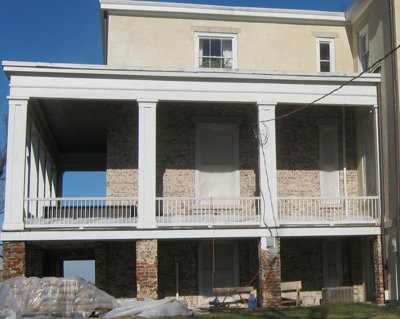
[[213, 286, 254, 295], [281, 281, 302, 292]]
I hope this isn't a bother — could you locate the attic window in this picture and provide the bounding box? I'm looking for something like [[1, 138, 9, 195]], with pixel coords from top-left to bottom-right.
[[195, 33, 237, 69], [358, 25, 369, 71]]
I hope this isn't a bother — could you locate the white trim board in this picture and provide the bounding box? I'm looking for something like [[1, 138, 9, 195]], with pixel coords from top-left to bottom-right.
[[3, 63, 380, 107], [0, 226, 381, 242]]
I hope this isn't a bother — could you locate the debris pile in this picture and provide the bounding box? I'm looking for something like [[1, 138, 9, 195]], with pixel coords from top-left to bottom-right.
[[0, 277, 117, 319], [0, 277, 199, 319], [103, 298, 195, 318]]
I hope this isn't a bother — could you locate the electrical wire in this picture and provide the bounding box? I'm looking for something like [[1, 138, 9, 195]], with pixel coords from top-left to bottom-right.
[[262, 43, 400, 123]]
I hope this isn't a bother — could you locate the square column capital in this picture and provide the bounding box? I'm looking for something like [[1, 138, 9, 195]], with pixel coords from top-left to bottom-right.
[[7, 97, 29, 107], [257, 102, 276, 112], [137, 99, 158, 109]]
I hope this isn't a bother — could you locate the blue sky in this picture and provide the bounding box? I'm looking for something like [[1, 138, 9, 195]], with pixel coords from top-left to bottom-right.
[[0, 0, 353, 280]]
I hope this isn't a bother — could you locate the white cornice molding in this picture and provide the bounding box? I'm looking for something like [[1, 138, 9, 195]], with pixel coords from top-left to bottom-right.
[[100, 0, 347, 25], [2, 61, 380, 84], [345, 0, 373, 23]]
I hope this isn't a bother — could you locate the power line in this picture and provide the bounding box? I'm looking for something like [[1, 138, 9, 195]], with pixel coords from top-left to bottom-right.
[[262, 43, 400, 123]]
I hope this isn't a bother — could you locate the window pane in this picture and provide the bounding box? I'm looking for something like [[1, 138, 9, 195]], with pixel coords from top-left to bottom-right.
[[200, 58, 210, 68], [223, 58, 232, 69], [210, 58, 222, 68], [360, 35, 367, 54], [210, 39, 221, 57], [320, 42, 330, 61], [222, 39, 232, 58], [200, 38, 210, 56], [320, 61, 331, 72], [359, 34, 369, 70]]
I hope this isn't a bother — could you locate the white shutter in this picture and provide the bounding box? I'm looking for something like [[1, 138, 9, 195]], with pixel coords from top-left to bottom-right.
[[319, 125, 339, 198]]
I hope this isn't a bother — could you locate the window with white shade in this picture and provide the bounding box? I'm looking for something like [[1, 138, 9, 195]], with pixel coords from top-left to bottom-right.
[[198, 242, 239, 297], [316, 38, 335, 72], [195, 33, 237, 69], [195, 123, 239, 198], [319, 124, 339, 199], [358, 25, 369, 71], [323, 239, 343, 287]]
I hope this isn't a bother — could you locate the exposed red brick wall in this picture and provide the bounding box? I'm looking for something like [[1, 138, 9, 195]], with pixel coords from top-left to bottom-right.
[[3, 241, 26, 280], [374, 235, 385, 304], [136, 239, 158, 300], [259, 237, 281, 308]]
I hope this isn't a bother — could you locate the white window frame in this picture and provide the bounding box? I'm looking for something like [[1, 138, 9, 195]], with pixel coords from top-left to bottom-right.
[[358, 25, 369, 71], [194, 32, 238, 69], [316, 38, 336, 72]]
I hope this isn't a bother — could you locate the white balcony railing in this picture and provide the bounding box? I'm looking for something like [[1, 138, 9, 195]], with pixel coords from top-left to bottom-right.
[[23, 197, 138, 228], [22, 196, 380, 229], [156, 197, 261, 226], [278, 196, 380, 225]]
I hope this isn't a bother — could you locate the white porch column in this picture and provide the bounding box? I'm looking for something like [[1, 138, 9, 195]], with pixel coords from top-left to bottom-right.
[[45, 153, 52, 198], [28, 132, 40, 216], [4, 98, 29, 231], [38, 144, 46, 199], [28, 133, 39, 200], [257, 102, 278, 227], [373, 105, 382, 206], [137, 99, 158, 229], [51, 164, 57, 198]]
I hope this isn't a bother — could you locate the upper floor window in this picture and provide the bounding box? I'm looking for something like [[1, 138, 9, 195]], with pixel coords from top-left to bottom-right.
[[316, 38, 335, 72], [195, 33, 237, 69], [358, 25, 369, 71]]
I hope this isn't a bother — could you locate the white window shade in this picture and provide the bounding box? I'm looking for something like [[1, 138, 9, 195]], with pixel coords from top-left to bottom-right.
[[319, 125, 339, 198], [196, 124, 239, 198]]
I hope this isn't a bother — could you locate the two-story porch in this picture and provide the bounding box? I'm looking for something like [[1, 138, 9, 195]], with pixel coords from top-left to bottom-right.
[[1, 61, 383, 306]]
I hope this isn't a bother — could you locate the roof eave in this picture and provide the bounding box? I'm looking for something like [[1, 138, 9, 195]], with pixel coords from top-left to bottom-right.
[[100, 0, 348, 26], [2, 61, 381, 84]]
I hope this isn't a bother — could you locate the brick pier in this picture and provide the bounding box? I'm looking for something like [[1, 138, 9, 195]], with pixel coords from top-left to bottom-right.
[[3, 241, 26, 280], [259, 237, 281, 308], [136, 239, 158, 300]]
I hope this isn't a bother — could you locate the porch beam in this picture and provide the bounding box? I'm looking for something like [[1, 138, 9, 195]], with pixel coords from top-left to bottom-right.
[[258, 102, 278, 227], [137, 99, 158, 229], [4, 98, 29, 231], [0, 226, 381, 242]]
